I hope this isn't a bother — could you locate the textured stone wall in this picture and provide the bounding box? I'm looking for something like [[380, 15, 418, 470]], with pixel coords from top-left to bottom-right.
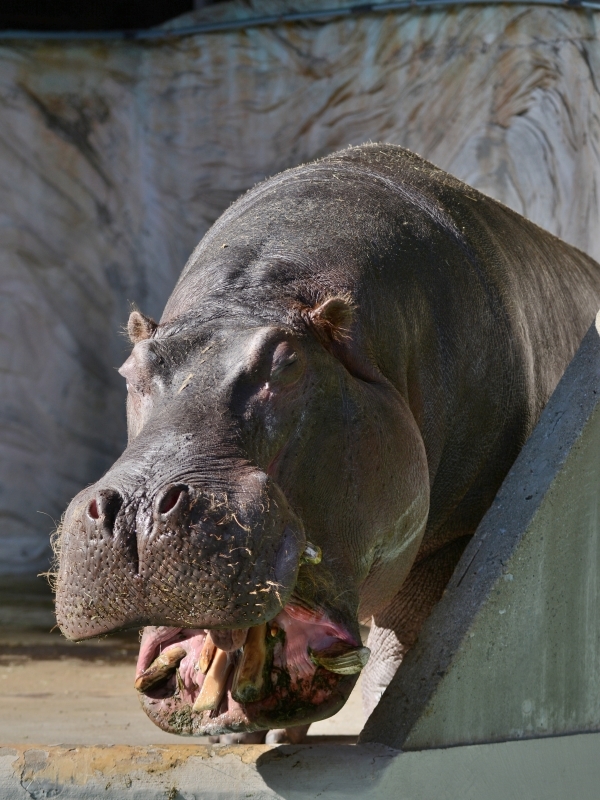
[[1, 0, 599, 573]]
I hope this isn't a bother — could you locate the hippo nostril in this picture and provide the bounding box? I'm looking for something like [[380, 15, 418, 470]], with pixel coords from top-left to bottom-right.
[[158, 485, 187, 516], [87, 490, 122, 531]]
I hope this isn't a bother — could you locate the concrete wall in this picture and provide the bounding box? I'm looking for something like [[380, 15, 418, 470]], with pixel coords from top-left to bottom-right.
[[2, 0, 600, 573], [362, 313, 600, 749]]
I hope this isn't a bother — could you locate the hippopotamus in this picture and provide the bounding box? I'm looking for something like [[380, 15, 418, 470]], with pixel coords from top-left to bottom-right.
[[54, 144, 600, 743]]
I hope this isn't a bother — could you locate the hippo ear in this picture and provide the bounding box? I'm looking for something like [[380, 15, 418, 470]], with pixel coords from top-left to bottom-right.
[[308, 296, 355, 344], [307, 296, 378, 382], [127, 310, 157, 344]]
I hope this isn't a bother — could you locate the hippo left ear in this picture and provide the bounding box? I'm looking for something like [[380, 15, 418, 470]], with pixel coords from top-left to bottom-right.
[[307, 296, 379, 382], [127, 310, 157, 344]]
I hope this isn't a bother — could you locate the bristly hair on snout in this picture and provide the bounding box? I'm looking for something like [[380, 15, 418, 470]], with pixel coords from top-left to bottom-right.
[[41, 512, 65, 593]]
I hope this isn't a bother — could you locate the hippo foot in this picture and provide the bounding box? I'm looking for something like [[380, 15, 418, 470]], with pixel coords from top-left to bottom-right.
[[265, 724, 310, 744], [206, 724, 309, 744]]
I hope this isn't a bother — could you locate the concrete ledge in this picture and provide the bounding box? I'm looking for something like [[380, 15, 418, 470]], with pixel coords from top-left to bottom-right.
[[362, 313, 600, 750], [2, 733, 600, 799]]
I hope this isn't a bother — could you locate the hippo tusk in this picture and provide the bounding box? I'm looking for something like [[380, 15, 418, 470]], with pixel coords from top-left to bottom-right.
[[198, 632, 217, 674], [135, 645, 187, 692], [231, 623, 268, 703], [192, 648, 231, 712], [309, 642, 370, 675], [301, 542, 322, 565]]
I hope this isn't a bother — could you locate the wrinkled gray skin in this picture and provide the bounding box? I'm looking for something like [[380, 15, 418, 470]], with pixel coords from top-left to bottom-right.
[[56, 144, 600, 741]]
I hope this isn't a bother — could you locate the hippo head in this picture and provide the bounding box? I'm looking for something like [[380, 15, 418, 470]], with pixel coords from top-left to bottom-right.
[[55, 147, 430, 736]]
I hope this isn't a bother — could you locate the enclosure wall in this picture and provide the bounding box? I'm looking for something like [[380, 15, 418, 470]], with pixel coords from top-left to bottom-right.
[[1, 0, 599, 572]]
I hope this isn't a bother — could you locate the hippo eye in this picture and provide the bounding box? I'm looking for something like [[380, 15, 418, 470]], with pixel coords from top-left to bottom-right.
[[269, 342, 302, 384]]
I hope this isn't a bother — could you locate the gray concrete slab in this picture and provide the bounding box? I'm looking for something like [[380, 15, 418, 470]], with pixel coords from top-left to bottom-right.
[[362, 312, 600, 750], [2, 733, 600, 799]]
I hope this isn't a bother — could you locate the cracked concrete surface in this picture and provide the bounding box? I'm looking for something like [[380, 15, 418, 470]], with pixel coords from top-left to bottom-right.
[[3, 735, 600, 799]]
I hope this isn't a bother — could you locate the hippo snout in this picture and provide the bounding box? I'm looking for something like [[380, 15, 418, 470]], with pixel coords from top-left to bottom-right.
[[55, 470, 306, 641]]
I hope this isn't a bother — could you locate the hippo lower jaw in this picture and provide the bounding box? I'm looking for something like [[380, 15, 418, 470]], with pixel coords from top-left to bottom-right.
[[134, 600, 369, 736]]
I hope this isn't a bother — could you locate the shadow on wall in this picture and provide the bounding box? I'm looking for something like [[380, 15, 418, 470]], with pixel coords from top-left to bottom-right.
[[1, 0, 599, 575]]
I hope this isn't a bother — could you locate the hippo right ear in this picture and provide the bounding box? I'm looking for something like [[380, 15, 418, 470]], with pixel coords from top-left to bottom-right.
[[307, 296, 379, 382], [127, 310, 158, 344], [307, 296, 355, 344]]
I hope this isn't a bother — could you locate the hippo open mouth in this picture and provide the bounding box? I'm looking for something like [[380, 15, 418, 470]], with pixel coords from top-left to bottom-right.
[[135, 599, 369, 736]]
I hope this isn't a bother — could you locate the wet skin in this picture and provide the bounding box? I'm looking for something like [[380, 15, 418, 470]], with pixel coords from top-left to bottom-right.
[[55, 144, 600, 737]]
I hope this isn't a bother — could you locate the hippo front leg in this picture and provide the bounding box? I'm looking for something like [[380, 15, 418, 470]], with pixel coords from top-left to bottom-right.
[[362, 537, 470, 718]]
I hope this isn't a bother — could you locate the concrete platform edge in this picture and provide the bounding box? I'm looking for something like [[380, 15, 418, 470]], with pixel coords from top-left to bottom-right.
[[2, 732, 600, 799]]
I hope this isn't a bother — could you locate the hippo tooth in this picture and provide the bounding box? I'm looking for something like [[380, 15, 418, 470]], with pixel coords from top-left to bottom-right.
[[231, 623, 268, 704], [192, 648, 231, 712], [198, 632, 217, 674], [309, 643, 370, 675], [300, 542, 322, 565], [134, 645, 187, 692]]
